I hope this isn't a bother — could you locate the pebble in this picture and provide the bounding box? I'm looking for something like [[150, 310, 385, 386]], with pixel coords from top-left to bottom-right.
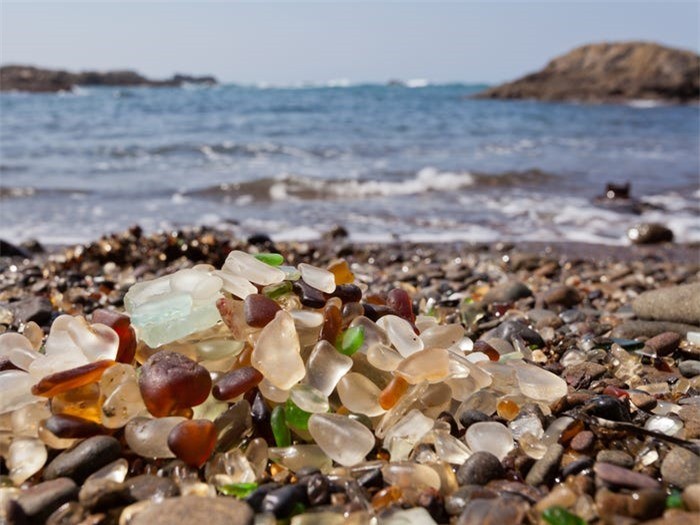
[[542, 285, 582, 308], [167, 419, 217, 467], [645, 331, 681, 356], [465, 422, 514, 461], [525, 443, 563, 486], [595, 487, 666, 520], [660, 446, 700, 488], [126, 474, 180, 501], [627, 222, 674, 244], [262, 484, 308, 519], [633, 283, 700, 326], [596, 450, 635, 469], [583, 395, 631, 422], [458, 409, 491, 429], [682, 483, 700, 512], [612, 320, 700, 339], [78, 477, 131, 511], [456, 497, 529, 525], [5, 296, 53, 326], [628, 390, 658, 411], [679, 360, 700, 378], [444, 485, 497, 516], [456, 451, 504, 485], [570, 430, 594, 452], [128, 495, 254, 525], [482, 319, 544, 347], [6, 478, 79, 525], [482, 281, 532, 304], [593, 461, 660, 489], [43, 435, 121, 483], [562, 362, 607, 388]]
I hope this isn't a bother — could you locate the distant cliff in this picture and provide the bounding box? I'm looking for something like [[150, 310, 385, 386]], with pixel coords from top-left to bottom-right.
[[0, 65, 217, 92], [476, 42, 700, 104]]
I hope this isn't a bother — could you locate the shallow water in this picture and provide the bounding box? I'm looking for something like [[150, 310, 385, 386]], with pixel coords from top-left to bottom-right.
[[1, 83, 698, 244]]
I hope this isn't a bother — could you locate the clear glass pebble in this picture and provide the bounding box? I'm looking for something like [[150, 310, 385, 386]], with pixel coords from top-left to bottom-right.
[[305, 340, 353, 397], [125, 416, 186, 458], [298, 263, 337, 294], [215, 270, 257, 299], [381, 462, 441, 490], [511, 360, 568, 403], [395, 348, 450, 384], [290, 384, 329, 414], [337, 373, 386, 417], [308, 413, 375, 466], [222, 250, 286, 286], [465, 421, 514, 461], [7, 437, 47, 484], [377, 315, 424, 357], [367, 343, 403, 371], [0, 333, 40, 371], [644, 415, 683, 436], [251, 311, 305, 390]]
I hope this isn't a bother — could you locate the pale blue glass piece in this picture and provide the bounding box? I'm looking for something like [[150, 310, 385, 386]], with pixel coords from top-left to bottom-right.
[[279, 265, 301, 281]]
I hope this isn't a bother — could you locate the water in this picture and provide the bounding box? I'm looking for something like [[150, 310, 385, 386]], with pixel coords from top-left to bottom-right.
[[1, 83, 698, 245]]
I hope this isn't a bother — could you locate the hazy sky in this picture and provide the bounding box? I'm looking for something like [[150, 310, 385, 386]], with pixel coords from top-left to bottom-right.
[[2, 1, 698, 84]]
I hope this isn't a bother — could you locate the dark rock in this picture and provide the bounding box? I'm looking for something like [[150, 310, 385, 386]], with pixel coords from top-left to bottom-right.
[[0, 239, 32, 258], [561, 456, 594, 478], [0, 65, 217, 93], [128, 496, 253, 525], [245, 482, 281, 512], [43, 436, 121, 483], [475, 41, 700, 104], [5, 296, 53, 326], [445, 485, 498, 516], [679, 360, 700, 378], [594, 461, 660, 489], [611, 320, 700, 339], [6, 478, 79, 525], [45, 501, 89, 525], [456, 496, 529, 525], [457, 452, 505, 486], [542, 285, 582, 307], [261, 484, 307, 518], [525, 443, 563, 487], [126, 474, 179, 501], [458, 409, 491, 429], [628, 223, 674, 244], [644, 331, 681, 356], [482, 282, 532, 304], [596, 450, 635, 469], [305, 473, 330, 506], [633, 283, 700, 326], [582, 395, 631, 422], [78, 478, 132, 511], [661, 446, 700, 488]]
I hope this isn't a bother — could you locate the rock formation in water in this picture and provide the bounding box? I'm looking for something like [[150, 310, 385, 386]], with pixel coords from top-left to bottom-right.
[[0, 65, 217, 92], [476, 41, 700, 104]]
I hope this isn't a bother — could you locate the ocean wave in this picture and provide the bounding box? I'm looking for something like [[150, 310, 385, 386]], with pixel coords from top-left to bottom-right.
[[0, 186, 91, 200], [105, 141, 324, 160]]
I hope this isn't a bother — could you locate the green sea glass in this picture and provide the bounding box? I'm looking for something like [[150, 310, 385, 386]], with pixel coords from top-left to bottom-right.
[[254, 253, 284, 266], [542, 507, 586, 525], [271, 405, 291, 447], [285, 398, 312, 431], [338, 326, 364, 356]]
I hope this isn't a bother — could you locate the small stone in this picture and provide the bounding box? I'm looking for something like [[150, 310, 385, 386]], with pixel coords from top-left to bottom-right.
[[262, 484, 307, 519], [595, 487, 666, 520], [482, 282, 532, 305], [7, 296, 53, 326], [627, 222, 674, 244], [456, 452, 504, 486], [563, 362, 607, 389], [43, 436, 121, 483], [645, 331, 681, 356], [596, 450, 635, 469], [679, 360, 700, 378], [633, 283, 700, 326], [611, 320, 700, 339], [543, 286, 582, 308], [456, 497, 529, 525], [126, 474, 179, 501], [78, 478, 132, 511], [570, 430, 594, 452], [583, 395, 631, 422], [481, 319, 544, 347], [661, 446, 700, 488], [128, 495, 253, 525], [6, 478, 78, 525], [628, 390, 657, 411], [458, 410, 491, 429], [594, 462, 660, 489], [525, 444, 563, 486], [445, 485, 497, 516]]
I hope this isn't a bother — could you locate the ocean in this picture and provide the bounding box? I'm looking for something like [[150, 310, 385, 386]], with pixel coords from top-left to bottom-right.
[[1, 83, 698, 246]]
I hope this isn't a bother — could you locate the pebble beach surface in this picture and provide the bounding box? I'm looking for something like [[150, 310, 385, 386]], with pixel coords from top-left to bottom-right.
[[1, 226, 699, 525]]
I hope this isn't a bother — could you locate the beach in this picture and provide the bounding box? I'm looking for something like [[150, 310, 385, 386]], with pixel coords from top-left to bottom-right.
[[1, 226, 699, 523]]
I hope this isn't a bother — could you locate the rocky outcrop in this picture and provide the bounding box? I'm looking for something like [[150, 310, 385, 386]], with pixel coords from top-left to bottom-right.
[[0, 65, 217, 92], [476, 42, 700, 104]]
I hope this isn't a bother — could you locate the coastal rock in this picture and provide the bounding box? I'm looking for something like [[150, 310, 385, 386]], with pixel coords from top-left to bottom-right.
[[633, 283, 700, 325], [628, 223, 674, 244], [0, 65, 217, 93], [611, 320, 700, 339], [542, 285, 582, 308], [456, 452, 505, 486], [127, 495, 253, 525], [482, 282, 532, 304], [679, 360, 700, 378], [644, 331, 681, 356], [475, 41, 700, 103], [43, 436, 122, 483]]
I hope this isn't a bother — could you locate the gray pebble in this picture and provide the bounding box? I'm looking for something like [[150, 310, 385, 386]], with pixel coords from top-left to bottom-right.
[[594, 461, 660, 489], [680, 360, 700, 378], [482, 281, 532, 304], [444, 485, 497, 516], [633, 283, 700, 326], [596, 450, 635, 469], [126, 474, 180, 501], [457, 496, 529, 525], [524, 443, 563, 486], [128, 496, 253, 525], [43, 436, 121, 483], [611, 320, 700, 339]]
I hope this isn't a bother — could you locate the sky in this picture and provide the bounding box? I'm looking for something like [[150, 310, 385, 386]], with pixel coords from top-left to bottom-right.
[[1, 1, 698, 85]]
